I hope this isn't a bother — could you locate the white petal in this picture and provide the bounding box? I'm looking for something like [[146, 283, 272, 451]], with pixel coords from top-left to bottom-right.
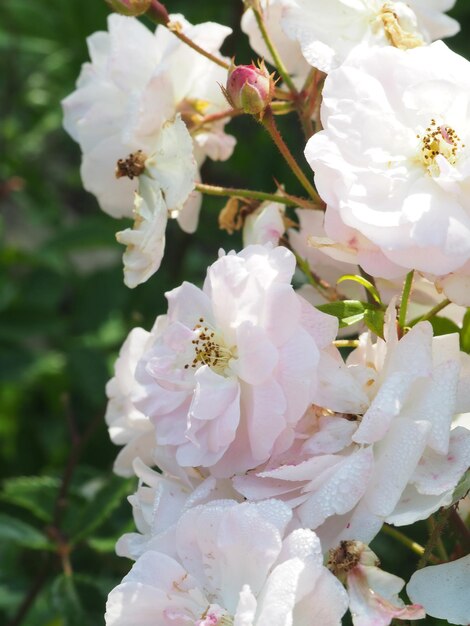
[[407, 555, 470, 625], [144, 114, 197, 213], [116, 178, 168, 288]]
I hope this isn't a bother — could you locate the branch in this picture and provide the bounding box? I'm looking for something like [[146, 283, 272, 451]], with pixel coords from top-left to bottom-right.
[[261, 108, 321, 202], [196, 182, 318, 208]]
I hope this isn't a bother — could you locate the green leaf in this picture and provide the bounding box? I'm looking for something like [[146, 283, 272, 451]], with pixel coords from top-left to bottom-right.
[[428, 316, 460, 337], [364, 308, 385, 339], [337, 274, 382, 304], [451, 468, 470, 506], [51, 576, 86, 626], [0, 513, 52, 550], [86, 536, 118, 553], [461, 308, 470, 353], [0, 584, 23, 609], [316, 300, 371, 328], [68, 475, 132, 545], [1, 475, 60, 522]]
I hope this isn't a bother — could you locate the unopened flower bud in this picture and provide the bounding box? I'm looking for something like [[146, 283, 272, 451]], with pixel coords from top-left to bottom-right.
[[105, 0, 151, 17], [224, 62, 274, 115], [105, 0, 169, 23]]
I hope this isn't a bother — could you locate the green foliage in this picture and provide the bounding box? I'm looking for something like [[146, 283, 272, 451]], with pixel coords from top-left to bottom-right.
[[0, 514, 52, 550], [316, 300, 378, 328], [51, 576, 87, 626], [68, 476, 134, 545], [461, 308, 470, 352], [336, 274, 382, 304], [451, 469, 470, 506], [2, 476, 61, 522], [363, 308, 385, 339]]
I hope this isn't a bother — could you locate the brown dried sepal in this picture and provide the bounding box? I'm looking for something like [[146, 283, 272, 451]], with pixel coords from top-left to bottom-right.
[[115, 150, 147, 180], [218, 197, 260, 234], [219, 198, 242, 234]]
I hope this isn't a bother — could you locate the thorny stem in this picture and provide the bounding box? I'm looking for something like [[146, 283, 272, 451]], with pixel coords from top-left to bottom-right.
[[262, 108, 321, 202], [382, 524, 439, 562], [252, 7, 298, 96], [427, 518, 449, 562], [298, 68, 324, 139], [419, 298, 452, 322], [192, 108, 241, 131], [449, 508, 470, 554], [166, 20, 230, 70], [193, 101, 295, 133], [398, 270, 414, 331], [418, 507, 453, 568], [195, 182, 315, 208], [146, 12, 291, 101], [295, 253, 345, 302]]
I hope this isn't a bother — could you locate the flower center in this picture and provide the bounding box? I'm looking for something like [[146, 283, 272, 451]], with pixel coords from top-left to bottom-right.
[[177, 98, 211, 132], [378, 3, 424, 50], [327, 540, 362, 579], [196, 605, 233, 626], [115, 150, 147, 180], [417, 119, 465, 176], [184, 318, 234, 375]]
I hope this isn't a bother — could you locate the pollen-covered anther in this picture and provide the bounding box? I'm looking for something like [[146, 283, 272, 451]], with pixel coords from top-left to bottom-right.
[[418, 118, 465, 174], [115, 150, 148, 180], [184, 317, 233, 373], [176, 98, 211, 131], [379, 3, 424, 50], [196, 603, 234, 626], [327, 540, 363, 578]]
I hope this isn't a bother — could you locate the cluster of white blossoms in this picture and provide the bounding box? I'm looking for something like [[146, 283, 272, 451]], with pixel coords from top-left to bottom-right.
[[64, 0, 470, 624], [63, 12, 235, 287]]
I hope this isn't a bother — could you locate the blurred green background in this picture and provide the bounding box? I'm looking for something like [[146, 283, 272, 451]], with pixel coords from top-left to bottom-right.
[[1, 1, 469, 624]]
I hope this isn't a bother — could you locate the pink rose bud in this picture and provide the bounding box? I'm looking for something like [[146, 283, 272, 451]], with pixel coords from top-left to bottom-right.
[[105, 0, 151, 16], [225, 62, 274, 115], [105, 0, 169, 23]]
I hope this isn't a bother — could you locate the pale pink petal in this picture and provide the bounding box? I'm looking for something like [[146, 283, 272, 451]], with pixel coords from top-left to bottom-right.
[[412, 426, 470, 495], [296, 447, 374, 529], [363, 418, 430, 517], [233, 322, 278, 385], [347, 565, 425, 626]]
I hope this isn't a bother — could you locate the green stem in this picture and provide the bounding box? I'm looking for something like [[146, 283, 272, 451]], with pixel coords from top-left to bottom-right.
[[418, 508, 452, 568], [449, 508, 470, 553], [271, 101, 296, 115], [295, 253, 343, 302], [359, 267, 379, 307], [382, 524, 438, 563], [252, 8, 298, 96], [399, 270, 414, 330], [166, 20, 229, 70], [298, 68, 320, 139], [301, 67, 317, 94], [262, 108, 321, 202], [420, 298, 452, 322], [194, 101, 294, 133], [426, 517, 449, 563], [196, 183, 303, 207], [334, 339, 360, 348]]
